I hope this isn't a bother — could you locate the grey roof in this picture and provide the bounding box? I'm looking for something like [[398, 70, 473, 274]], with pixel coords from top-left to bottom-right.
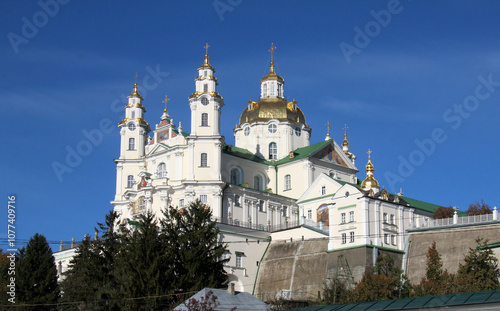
[[287, 290, 500, 311], [175, 288, 270, 311]]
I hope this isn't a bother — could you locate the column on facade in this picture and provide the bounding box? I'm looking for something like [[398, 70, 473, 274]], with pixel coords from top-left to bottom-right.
[[227, 196, 233, 224], [253, 200, 258, 227], [188, 141, 195, 179], [115, 164, 123, 200], [276, 206, 282, 228], [360, 197, 370, 245], [398, 206, 404, 251], [214, 142, 222, 180], [267, 205, 273, 230], [244, 198, 249, 225], [374, 201, 381, 246], [328, 203, 335, 251], [212, 189, 222, 222]]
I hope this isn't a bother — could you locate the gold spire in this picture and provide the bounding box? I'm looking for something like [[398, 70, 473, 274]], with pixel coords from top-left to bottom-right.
[[361, 149, 380, 190], [269, 43, 276, 73], [325, 121, 331, 140], [342, 124, 350, 152], [260, 43, 283, 83], [129, 73, 144, 100], [200, 43, 213, 69]]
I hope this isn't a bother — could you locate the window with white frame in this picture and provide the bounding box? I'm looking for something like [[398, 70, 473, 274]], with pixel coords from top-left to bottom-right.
[[127, 175, 134, 188], [307, 210, 312, 220], [234, 195, 241, 207], [284, 174, 291, 190], [350, 232, 354, 243], [384, 234, 389, 244], [235, 252, 243, 268], [258, 200, 265, 212], [321, 186, 326, 195], [269, 142, 277, 160], [390, 214, 395, 225], [254, 175, 261, 191], [270, 83, 275, 96], [282, 206, 288, 217], [128, 138, 135, 150], [268, 124, 277, 133], [200, 153, 208, 167], [200, 195, 208, 203], [391, 235, 396, 245], [179, 199, 184, 207], [349, 211, 354, 222], [341, 233, 347, 244], [203, 84, 208, 92], [383, 213, 388, 223], [341, 213, 346, 224], [204, 70, 207, 77], [230, 167, 242, 185], [201, 113, 208, 126], [263, 84, 268, 97], [138, 197, 146, 211], [156, 163, 166, 178], [201, 97, 209, 105]]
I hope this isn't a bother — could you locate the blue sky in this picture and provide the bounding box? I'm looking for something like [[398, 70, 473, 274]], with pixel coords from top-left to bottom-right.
[[1, 0, 499, 251]]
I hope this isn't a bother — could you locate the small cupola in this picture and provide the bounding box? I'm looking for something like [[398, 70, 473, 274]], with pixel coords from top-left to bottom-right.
[[260, 43, 284, 99], [361, 149, 380, 192]]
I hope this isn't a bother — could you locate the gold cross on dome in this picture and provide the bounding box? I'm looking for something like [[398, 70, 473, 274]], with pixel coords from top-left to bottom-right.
[[204, 43, 210, 54], [343, 124, 348, 134], [367, 149, 372, 158], [269, 43, 276, 62], [162, 95, 170, 110], [326, 121, 331, 135]]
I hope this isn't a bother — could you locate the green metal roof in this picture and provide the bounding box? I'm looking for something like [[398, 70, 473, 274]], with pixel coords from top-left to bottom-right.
[[287, 290, 500, 310]]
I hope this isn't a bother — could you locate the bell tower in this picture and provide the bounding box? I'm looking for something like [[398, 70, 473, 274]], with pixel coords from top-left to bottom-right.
[[118, 80, 151, 159], [188, 43, 224, 137]]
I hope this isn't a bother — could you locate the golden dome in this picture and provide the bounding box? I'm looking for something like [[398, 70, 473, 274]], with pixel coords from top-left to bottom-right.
[[361, 175, 380, 190], [260, 61, 284, 84], [129, 82, 144, 100], [238, 97, 307, 126]]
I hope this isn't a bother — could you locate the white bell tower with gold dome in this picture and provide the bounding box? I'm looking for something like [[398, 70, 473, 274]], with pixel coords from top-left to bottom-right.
[[118, 81, 151, 160], [234, 43, 311, 161]]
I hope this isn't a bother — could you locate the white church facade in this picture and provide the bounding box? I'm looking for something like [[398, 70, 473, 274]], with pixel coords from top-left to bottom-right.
[[103, 46, 442, 292]]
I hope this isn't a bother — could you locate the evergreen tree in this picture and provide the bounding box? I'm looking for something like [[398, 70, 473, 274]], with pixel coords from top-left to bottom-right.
[[115, 212, 173, 310], [16, 233, 59, 310], [351, 253, 411, 302], [457, 238, 500, 291], [413, 241, 453, 296], [161, 200, 228, 293]]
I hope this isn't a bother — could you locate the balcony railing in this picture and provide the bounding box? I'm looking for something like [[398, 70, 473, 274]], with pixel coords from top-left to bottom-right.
[[410, 208, 498, 230]]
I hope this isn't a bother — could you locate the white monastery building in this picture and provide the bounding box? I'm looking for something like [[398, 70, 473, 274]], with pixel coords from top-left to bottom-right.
[[56, 45, 449, 294]]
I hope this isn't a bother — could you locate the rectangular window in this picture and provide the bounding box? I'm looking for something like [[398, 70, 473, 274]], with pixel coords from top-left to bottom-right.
[[236, 252, 243, 268], [258, 200, 265, 212], [384, 234, 389, 244], [201, 113, 208, 126], [341, 213, 346, 224], [127, 175, 134, 188], [179, 199, 184, 207], [307, 210, 312, 220], [341, 233, 346, 244], [349, 211, 354, 222], [350, 232, 354, 243], [204, 70, 207, 77], [204, 84, 208, 92], [200, 195, 208, 203], [321, 186, 326, 195], [282, 206, 288, 217], [128, 138, 135, 150], [390, 214, 395, 225], [391, 235, 396, 245], [234, 195, 241, 207], [284, 174, 291, 190], [383, 213, 388, 223], [200, 153, 208, 167]]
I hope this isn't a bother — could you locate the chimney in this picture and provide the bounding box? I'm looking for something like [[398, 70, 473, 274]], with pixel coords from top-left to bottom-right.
[[228, 282, 235, 295]]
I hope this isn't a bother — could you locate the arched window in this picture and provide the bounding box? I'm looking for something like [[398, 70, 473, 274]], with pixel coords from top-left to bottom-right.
[[263, 84, 268, 97], [254, 175, 261, 191], [201, 97, 209, 105], [270, 83, 275, 96], [269, 142, 277, 160], [128, 138, 135, 150], [230, 167, 242, 185], [127, 175, 134, 188], [284, 174, 291, 190], [156, 163, 166, 178], [201, 113, 208, 126], [200, 153, 208, 167]]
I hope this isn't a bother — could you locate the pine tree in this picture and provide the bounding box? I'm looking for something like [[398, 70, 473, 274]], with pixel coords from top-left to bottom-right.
[[413, 241, 452, 296], [16, 233, 59, 310], [115, 212, 173, 310], [457, 238, 500, 291], [161, 200, 228, 293]]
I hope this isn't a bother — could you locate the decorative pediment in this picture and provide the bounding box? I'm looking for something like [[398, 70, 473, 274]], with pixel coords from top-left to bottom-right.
[[313, 145, 347, 167]]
